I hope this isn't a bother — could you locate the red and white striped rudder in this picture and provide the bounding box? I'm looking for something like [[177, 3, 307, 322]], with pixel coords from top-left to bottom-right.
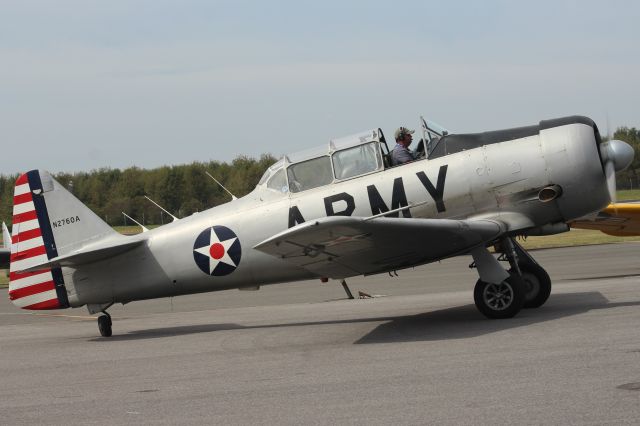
[[8, 171, 69, 310]]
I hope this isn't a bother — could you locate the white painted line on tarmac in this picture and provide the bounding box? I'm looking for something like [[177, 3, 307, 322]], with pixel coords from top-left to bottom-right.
[[0, 312, 96, 320]]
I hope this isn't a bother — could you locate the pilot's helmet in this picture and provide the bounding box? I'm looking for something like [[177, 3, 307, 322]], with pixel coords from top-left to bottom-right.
[[395, 127, 415, 140]]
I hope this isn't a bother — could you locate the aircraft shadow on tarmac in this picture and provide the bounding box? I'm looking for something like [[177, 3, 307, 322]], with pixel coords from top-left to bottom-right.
[[565, 273, 640, 281], [89, 292, 640, 343], [355, 292, 640, 344]]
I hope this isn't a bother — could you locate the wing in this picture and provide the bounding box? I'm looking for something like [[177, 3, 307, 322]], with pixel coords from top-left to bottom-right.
[[570, 202, 640, 236], [253, 216, 505, 278]]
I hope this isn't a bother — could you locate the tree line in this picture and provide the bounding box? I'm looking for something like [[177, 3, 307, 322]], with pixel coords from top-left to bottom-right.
[[0, 154, 277, 226], [1, 126, 639, 226]]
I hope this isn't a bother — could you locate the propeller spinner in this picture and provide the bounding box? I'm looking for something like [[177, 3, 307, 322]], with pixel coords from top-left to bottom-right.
[[599, 139, 634, 203]]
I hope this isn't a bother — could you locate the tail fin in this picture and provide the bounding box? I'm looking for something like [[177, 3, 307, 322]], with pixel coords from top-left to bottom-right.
[[9, 170, 117, 310]]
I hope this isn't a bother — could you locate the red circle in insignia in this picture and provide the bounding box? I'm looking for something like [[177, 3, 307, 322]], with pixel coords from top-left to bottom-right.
[[209, 243, 225, 259]]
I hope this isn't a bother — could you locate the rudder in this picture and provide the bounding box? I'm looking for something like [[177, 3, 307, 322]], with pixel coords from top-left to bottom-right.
[[9, 170, 117, 310]]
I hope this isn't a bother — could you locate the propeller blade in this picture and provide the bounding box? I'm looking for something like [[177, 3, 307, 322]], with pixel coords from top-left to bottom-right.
[[599, 139, 633, 204], [605, 160, 617, 204]]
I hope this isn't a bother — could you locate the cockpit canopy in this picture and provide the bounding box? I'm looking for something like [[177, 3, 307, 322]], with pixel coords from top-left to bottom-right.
[[257, 129, 387, 194], [256, 118, 457, 194]]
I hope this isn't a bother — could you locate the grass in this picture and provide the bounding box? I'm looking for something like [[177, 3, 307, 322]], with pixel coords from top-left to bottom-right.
[[618, 189, 640, 201], [518, 228, 640, 250]]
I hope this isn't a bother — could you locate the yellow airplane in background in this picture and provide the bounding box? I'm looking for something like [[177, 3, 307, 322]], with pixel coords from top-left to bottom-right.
[[571, 202, 640, 236]]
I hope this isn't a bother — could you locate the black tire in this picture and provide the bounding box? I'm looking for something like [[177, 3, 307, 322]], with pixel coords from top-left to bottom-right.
[[516, 263, 552, 309], [98, 315, 112, 337], [474, 274, 525, 319]]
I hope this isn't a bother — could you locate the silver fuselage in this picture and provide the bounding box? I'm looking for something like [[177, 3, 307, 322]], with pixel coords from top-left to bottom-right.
[[63, 121, 609, 306]]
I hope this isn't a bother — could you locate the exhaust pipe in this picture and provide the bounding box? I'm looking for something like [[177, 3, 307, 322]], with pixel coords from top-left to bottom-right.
[[538, 184, 563, 202]]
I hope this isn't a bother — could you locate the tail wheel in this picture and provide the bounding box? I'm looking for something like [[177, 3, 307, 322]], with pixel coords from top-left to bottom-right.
[[98, 314, 112, 337], [474, 274, 525, 319], [516, 264, 552, 309]]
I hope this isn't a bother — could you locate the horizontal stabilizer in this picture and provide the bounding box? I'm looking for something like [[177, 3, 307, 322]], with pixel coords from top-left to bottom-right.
[[15, 236, 145, 273], [254, 216, 505, 278]]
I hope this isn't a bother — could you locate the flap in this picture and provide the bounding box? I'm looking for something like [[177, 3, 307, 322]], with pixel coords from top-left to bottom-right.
[[254, 216, 505, 278]]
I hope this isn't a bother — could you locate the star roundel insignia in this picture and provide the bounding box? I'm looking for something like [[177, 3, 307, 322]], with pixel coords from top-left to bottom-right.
[[193, 226, 242, 276]]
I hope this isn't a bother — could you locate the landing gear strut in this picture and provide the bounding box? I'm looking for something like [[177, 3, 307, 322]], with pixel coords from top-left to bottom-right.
[[472, 237, 552, 319], [502, 238, 552, 309], [97, 312, 112, 337]]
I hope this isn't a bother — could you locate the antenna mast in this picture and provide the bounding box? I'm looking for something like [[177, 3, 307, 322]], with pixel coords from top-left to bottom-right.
[[144, 196, 179, 222], [122, 212, 149, 232], [205, 171, 237, 200]]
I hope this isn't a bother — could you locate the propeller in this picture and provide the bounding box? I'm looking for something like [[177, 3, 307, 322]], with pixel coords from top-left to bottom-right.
[[599, 138, 634, 203]]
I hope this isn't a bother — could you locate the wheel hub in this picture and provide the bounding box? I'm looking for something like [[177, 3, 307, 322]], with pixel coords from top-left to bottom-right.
[[483, 282, 513, 311]]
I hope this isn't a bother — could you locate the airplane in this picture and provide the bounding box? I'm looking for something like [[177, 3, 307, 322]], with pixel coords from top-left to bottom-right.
[[6, 115, 634, 337], [571, 202, 640, 236], [0, 222, 10, 269]]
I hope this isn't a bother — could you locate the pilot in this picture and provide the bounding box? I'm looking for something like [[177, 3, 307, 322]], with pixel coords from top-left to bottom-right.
[[391, 126, 416, 166]]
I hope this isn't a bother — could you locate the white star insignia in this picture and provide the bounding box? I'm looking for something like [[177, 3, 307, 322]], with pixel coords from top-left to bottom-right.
[[194, 228, 238, 274]]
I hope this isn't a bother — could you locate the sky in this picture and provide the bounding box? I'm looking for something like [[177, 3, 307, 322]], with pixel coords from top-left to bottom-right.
[[1, 0, 639, 174]]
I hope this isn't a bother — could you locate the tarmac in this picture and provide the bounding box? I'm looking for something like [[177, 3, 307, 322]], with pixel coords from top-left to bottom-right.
[[1, 243, 639, 425]]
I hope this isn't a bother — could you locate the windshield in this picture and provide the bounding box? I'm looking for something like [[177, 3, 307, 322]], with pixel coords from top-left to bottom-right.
[[421, 117, 449, 138], [420, 116, 450, 158]]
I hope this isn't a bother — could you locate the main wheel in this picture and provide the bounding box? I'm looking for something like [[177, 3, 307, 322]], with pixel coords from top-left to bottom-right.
[[98, 314, 112, 337], [474, 275, 525, 319], [516, 263, 552, 309]]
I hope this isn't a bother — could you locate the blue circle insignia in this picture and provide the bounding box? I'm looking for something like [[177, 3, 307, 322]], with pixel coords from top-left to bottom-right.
[[193, 226, 242, 276]]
